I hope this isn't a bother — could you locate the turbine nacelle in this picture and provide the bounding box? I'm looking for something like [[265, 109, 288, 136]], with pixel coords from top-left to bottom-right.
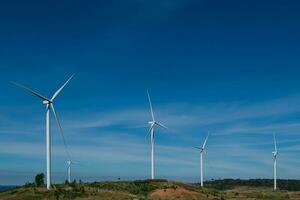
[[148, 121, 168, 129], [194, 146, 205, 153], [43, 100, 52, 105]]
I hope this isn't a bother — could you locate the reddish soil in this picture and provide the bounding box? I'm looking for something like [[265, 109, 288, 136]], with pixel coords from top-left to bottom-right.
[[150, 187, 200, 200]]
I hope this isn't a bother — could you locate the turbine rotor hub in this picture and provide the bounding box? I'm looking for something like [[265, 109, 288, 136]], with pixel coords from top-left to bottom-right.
[[43, 100, 51, 105]]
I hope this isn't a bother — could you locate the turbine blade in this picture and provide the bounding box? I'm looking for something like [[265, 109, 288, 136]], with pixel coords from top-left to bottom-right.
[[72, 161, 83, 166], [50, 104, 70, 159], [202, 132, 210, 149], [147, 90, 155, 121], [46, 103, 50, 110], [155, 121, 168, 130], [145, 124, 154, 139], [51, 74, 74, 101], [11, 81, 50, 102], [273, 133, 277, 152], [194, 146, 201, 150]]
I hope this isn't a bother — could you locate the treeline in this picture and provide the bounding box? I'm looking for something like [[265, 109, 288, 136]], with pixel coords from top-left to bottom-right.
[[0, 186, 16, 192], [203, 179, 300, 191]]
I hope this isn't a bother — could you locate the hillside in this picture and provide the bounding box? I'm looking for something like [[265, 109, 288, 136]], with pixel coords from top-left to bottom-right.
[[1, 179, 300, 200]]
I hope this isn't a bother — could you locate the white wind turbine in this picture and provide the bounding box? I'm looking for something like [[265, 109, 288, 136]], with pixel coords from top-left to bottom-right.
[[66, 158, 81, 183], [194, 132, 209, 187], [67, 160, 72, 183], [67, 159, 76, 183], [146, 91, 168, 180], [272, 133, 278, 191], [12, 74, 74, 190]]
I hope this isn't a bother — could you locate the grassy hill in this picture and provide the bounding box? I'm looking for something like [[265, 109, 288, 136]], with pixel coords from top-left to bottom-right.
[[1, 179, 300, 200]]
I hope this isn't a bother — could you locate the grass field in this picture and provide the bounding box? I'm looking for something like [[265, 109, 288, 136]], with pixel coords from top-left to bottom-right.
[[1, 179, 300, 200]]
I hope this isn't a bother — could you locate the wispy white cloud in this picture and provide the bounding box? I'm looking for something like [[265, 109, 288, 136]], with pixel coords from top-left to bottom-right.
[[61, 94, 300, 136], [2, 94, 300, 184], [63, 108, 148, 129]]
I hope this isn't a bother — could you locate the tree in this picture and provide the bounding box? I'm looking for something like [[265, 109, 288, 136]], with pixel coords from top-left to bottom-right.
[[35, 173, 45, 187]]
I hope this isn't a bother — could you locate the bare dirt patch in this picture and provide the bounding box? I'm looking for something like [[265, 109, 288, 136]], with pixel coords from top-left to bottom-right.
[[150, 187, 201, 200]]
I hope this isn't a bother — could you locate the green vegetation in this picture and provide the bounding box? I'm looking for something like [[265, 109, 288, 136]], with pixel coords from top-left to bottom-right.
[[90, 179, 177, 196], [205, 179, 300, 191], [1, 178, 300, 200], [34, 173, 44, 187]]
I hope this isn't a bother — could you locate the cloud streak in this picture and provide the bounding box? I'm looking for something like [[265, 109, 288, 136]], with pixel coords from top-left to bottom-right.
[[1, 94, 300, 184]]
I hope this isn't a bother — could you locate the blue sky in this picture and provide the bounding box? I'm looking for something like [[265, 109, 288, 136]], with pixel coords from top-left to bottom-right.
[[1, 0, 300, 185]]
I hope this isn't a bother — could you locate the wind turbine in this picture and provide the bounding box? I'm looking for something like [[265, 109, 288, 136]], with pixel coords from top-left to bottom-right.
[[194, 132, 209, 187], [67, 160, 72, 183], [272, 133, 278, 191], [146, 91, 168, 180], [66, 158, 81, 183], [12, 74, 74, 190], [66, 159, 78, 183]]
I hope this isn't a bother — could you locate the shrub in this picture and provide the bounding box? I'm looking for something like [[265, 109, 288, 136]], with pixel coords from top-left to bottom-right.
[[35, 173, 45, 187]]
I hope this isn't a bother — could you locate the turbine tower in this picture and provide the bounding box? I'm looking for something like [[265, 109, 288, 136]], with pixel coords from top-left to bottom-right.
[[12, 74, 74, 190], [146, 91, 168, 180], [195, 132, 209, 187], [272, 133, 278, 191]]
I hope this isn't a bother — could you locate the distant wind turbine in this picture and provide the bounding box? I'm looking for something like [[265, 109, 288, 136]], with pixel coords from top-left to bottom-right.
[[272, 133, 278, 191], [194, 132, 209, 187], [146, 91, 168, 179], [67, 160, 72, 183], [12, 74, 74, 190], [67, 159, 79, 183]]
